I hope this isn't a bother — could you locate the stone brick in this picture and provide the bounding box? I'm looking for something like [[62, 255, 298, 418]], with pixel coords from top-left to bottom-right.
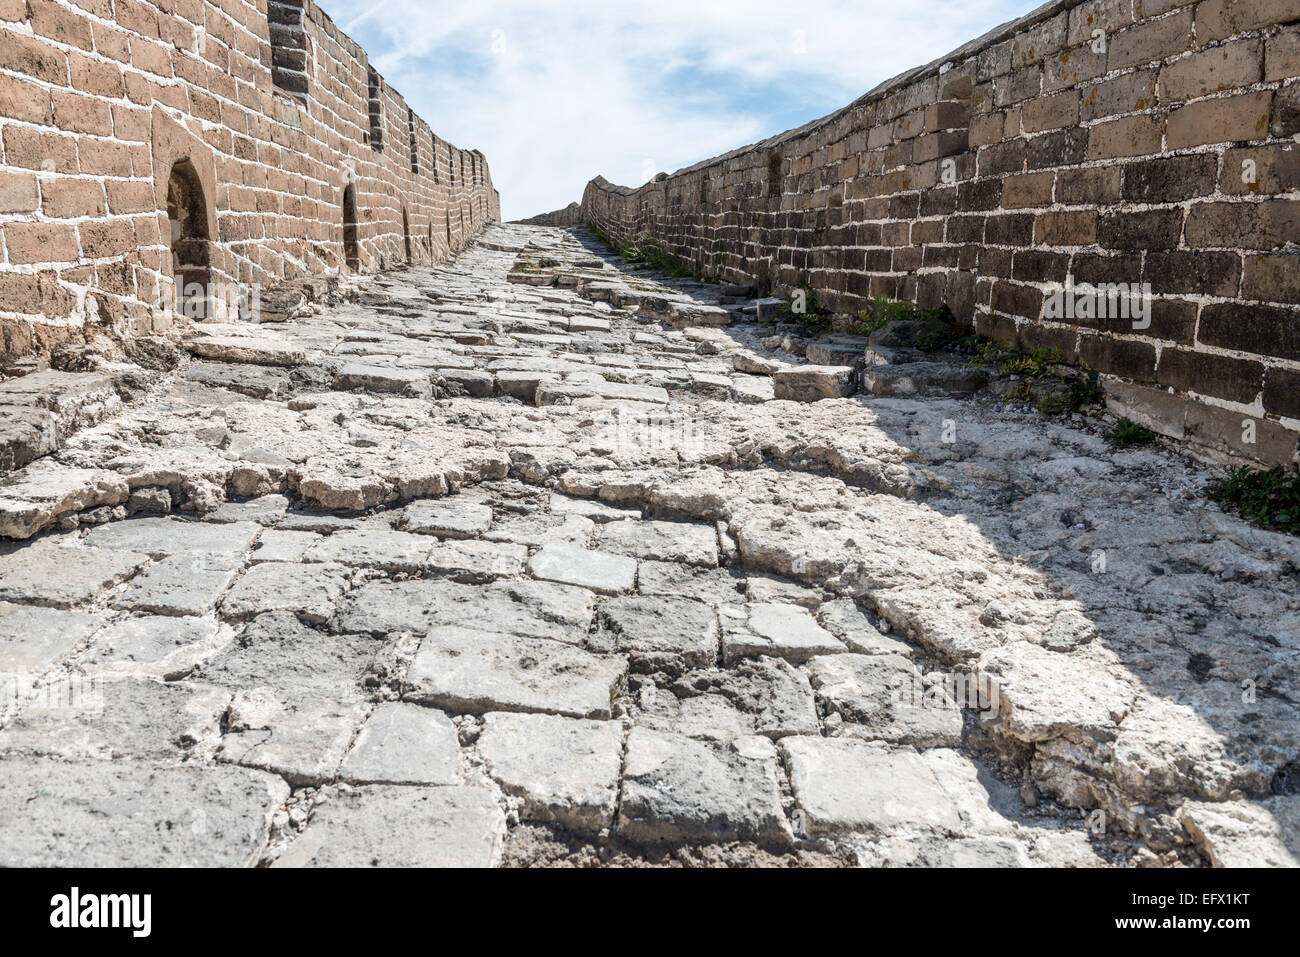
[[1265, 26, 1300, 81], [0, 30, 69, 85], [1099, 209, 1185, 252], [3, 222, 79, 264], [1200, 303, 1300, 362], [1144, 251, 1242, 297], [1220, 144, 1300, 196], [1022, 91, 1079, 132], [1107, 10, 1194, 72], [1185, 200, 1298, 250], [1068, 0, 1135, 47], [1, 126, 78, 173], [1166, 92, 1272, 148], [1122, 154, 1218, 202], [1025, 126, 1089, 169], [1056, 166, 1121, 204], [0, 170, 40, 214], [1080, 70, 1157, 122], [1001, 171, 1054, 208], [1263, 365, 1300, 419], [1196, 0, 1300, 44], [40, 178, 107, 219], [1242, 253, 1300, 303], [1157, 348, 1265, 404], [1034, 210, 1098, 246], [1044, 45, 1106, 92], [1078, 335, 1158, 381], [1087, 114, 1164, 159], [0, 73, 54, 126], [1273, 83, 1300, 138], [1158, 39, 1262, 103]]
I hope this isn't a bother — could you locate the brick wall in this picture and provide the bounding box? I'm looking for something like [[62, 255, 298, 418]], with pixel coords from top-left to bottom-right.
[[514, 201, 581, 227], [581, 0, 1300, 466], [0, 0, 499, 363]]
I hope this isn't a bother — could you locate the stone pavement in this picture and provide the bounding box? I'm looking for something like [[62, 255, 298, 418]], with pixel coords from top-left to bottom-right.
[[0, 223, 1296, 868]]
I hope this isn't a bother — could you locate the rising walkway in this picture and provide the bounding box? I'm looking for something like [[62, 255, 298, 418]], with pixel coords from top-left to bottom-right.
[[0, 224, 1296, 867]]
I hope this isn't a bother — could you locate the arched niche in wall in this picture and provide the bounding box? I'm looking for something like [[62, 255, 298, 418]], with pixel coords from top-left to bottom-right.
[[166, 159, 212, 319], [149, 107, 219, 319], [342, 182, 360, 271]]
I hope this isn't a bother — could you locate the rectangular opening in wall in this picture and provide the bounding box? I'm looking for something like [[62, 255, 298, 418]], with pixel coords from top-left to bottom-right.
[[408, 109, 419, 173], [449, 144, 455, 185], [268, 0, 310, 102], [430, 135, 439, 183], [367, 67, 383, 152], [767, 151, 783, 198]]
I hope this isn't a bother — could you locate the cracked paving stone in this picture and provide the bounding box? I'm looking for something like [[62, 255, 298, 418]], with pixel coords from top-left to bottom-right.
[[617, 727, 793, 847], [0, 602, 102, 675], [547, 493, 640, 523], [221, 562, 350, 624], [250, 529, 321, 563], [398, 498, 493, 539], [528, 543, 637, 595], [0, 538, 149, 608], [403, 626, 626, 719], [720, 602, 847, 664], [806, 653, 963, 748], [597, 519, 720, 567], [113, 553, 244, 617], [426, 539, 526, 583], [780, 737, 964, 836], [206, 494, 290, 525], [85, 518, 262, 559], [816, 598, 915, 656], [478, 711, 623, 833], [302, 528, 432, 572], [76, 615, 230, 681], [338, 578, 594, 645], [338, 702, 461, 786], [0, 677, 229, 762], [197, 613, 381, 786], [483, 512, 594, 547], [0, 758, 288, 867], [590, 595, 719, 672], [745, 573, 824, 608], [273, 785, 505, 868], [636, 688, 757, 743], [636, 560, 747, 604]]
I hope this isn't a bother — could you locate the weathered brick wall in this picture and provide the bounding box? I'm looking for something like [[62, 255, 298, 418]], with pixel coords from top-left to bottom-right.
[[581, 0, 1300, 466], [0, 0, 499, 363], [514, 201, 581, 227]]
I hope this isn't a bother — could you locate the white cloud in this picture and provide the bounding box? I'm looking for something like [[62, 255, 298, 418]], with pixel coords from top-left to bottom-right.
[[324, 0, 1040, 220]]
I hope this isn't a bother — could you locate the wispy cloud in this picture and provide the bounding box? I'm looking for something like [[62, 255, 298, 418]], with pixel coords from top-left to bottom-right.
[[324, 0, 1042, 220]]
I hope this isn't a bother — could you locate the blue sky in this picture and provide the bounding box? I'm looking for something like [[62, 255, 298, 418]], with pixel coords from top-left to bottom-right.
[[323, 0, 1044, 221]]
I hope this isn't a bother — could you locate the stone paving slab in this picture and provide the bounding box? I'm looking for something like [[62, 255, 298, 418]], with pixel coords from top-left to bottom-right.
[[113, 553, 243, 617], [720, 603, 847, 664], [0, 758, 287, 867], [404, 626, 626, 719], [339, 702, 461, 786], [617, 728, 793, 847], [274, 785, 505, 868], [528, 543, 637, 595], [478, 711, 623, 833], [0, 538, 149, 608], [781, 737, 964, 836]]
